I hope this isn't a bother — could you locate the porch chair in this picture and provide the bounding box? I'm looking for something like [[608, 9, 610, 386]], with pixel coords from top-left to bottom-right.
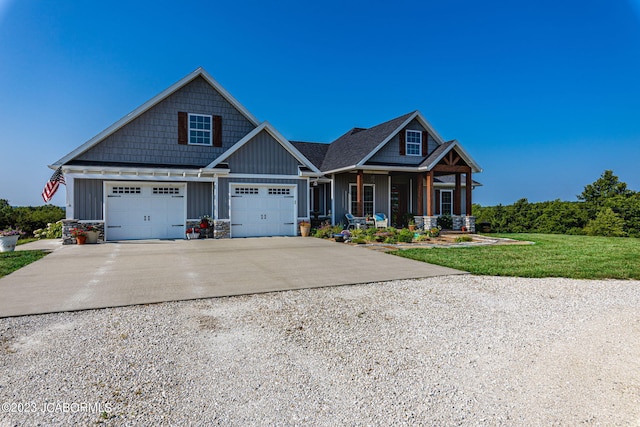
[[345, 213, 359, 230], [374, 213, 388, 228]]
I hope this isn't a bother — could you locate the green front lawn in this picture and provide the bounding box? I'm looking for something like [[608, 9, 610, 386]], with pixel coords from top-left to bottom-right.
[[0, 251, 48, 278], [395, 233, 640, 280]]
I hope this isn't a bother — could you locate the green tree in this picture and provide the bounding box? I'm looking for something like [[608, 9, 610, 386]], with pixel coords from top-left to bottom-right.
[[0, 199, 13, 229], [584, 207, 626, 237], [578, 170, 632, 205]]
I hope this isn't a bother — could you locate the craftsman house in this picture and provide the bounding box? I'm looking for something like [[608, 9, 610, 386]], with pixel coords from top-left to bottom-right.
[[52, 68, 481, 241]]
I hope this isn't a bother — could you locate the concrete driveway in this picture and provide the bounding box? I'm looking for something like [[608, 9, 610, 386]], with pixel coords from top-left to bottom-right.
[[0, 237, 464, 317]]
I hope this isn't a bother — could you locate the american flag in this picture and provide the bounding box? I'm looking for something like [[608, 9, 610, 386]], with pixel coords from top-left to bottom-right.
[[42, 167, 66, 203]]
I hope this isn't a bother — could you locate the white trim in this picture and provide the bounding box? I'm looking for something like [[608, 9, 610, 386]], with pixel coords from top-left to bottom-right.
[[187, 113, 213, 146], [405, 129, 422, 156], [65, 175, 75, 219], [225, 173, 305, 180], [206, 121, 322, 175], [421, 140, 483, 173], [54, 67, 260, 167], [440, 190, 453, 215], [213, 176, 219, 220], [348, 183, 375, 216]]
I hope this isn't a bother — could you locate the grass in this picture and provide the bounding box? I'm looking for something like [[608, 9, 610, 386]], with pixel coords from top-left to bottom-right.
[[395, 233, 640, 280], [0, 250, 48, 278]]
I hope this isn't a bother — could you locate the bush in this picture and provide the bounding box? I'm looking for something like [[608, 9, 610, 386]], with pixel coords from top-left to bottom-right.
[[437, 213, 453, 230], [455, 235, 473, 243], [314, 224, 343, 239], [397, 228, 414, 243], [584, 208, 626, 237]]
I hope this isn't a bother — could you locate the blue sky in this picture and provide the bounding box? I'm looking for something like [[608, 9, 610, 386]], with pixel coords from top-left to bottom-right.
[[1, 0, 639, 207]]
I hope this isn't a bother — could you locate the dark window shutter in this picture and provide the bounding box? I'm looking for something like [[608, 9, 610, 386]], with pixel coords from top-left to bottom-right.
[[178, 112, 188, 145], [213, 115, 222, 147], [422, 131, 429, 156], [435, 189, 441, 215], [399, 129, 406, 156]]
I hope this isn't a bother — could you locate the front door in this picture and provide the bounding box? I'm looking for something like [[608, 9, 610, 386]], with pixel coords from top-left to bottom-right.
[[391, 184, 408, 227]]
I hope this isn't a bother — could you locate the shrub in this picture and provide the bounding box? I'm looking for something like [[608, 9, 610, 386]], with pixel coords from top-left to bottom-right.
[[437, 213, 453, 230], [314, 224, 343, 238], [584, 207, 626, 237], [415, 234, 430, 242], [455, 235, 473, 243], [397, 228, 414, 243]]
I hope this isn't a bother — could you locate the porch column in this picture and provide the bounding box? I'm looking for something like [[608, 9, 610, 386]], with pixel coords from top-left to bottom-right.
[[426, 171, 434, 216], [416, 173, 424, 216], [454, 173, 462, 215], [356, 170, 364, 216], [465, 170, 473, 215]]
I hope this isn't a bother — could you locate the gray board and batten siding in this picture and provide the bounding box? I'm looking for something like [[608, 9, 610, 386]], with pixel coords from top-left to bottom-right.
[[70, 76, 256, 167], [333, 173, 389, 225], [367, 119, 439, 165], [224, 129, 301, 175]]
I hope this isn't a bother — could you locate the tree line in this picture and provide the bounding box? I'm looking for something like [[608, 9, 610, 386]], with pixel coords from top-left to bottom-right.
[[0, 200, 65, 236], [474, 170, 640, 237]]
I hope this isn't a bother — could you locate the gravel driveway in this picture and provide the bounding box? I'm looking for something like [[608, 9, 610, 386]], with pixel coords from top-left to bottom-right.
[[1, 275, 639, 426]]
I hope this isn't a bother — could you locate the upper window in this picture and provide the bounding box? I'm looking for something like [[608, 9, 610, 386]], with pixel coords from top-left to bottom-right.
[[189, 114, 212, 145], [406, 130, 422, 156]]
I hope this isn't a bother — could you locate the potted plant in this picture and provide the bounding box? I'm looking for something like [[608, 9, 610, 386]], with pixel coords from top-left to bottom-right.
[[0, 228, 24, 252], [186, 227, 200, 240], [299, 220, 311, 237], [408, 218, 416, 232], [70, 228, 87, 245], [199, 215, 212, 230], [85, 225, 100, 244]]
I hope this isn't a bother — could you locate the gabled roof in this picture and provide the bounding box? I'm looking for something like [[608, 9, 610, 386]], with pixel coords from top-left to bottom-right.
[[320, 110, 450, 173], [206, 122, 322, 175], [420, 139, 482, 173], [320, 112, 413, 173], [53, 67, 260, 167]]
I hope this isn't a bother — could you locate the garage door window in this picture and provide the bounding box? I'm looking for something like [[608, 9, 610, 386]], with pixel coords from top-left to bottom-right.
[[153, 187, 180, 195], [235, 187, 259, 195], [268, 188, 291, 195], [112, 186, 141, 194]]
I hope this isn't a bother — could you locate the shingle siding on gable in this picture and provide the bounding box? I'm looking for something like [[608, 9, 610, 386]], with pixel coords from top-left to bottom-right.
[[367, 119, 439, 165], [75, 77, 256, 167], [226, 130, 300, 175]]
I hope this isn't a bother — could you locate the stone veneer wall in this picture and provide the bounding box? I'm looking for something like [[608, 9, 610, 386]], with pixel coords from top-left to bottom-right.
[[213, 220, 230, 239], [61, 220, 105, 245], [413, 216, 476, 232]]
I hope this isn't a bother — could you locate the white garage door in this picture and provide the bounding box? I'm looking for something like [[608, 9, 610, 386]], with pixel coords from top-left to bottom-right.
[[105, 182, 186, 241], [230, 184, 296, 238]]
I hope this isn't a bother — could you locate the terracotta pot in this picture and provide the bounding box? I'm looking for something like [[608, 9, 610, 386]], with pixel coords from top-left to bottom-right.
[[76, 235, 87, 245], [408, 225, 416, 232], [300, 224, 311, 237]]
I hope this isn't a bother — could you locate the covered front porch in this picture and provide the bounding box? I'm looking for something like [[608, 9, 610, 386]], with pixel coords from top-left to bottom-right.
[[346, 144, 479, 232]]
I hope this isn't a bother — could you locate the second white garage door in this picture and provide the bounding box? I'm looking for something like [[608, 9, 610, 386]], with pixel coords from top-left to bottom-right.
[[230, 184, 296, 238]]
